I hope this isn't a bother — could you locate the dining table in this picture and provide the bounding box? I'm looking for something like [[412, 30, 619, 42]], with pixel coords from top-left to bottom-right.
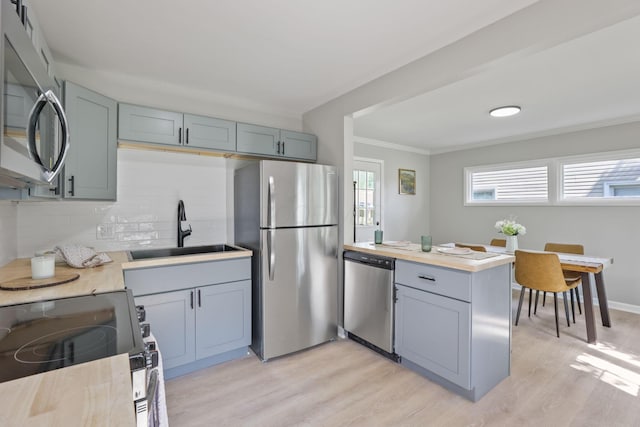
[[483, 245, 613, 343]]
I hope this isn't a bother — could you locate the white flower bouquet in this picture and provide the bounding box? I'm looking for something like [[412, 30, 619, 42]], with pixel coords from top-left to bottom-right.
[[495, 219, 526, 236]]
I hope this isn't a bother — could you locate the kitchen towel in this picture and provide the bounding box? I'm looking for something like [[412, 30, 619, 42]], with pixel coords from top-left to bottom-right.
[[55, 245, 113, 268]]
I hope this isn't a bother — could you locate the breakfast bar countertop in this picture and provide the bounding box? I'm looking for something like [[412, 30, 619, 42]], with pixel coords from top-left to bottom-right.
[[344, 242, 515, 272]]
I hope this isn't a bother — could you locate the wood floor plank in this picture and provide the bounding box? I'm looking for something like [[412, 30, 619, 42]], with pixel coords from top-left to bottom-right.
[[166, 296, 640, 426]]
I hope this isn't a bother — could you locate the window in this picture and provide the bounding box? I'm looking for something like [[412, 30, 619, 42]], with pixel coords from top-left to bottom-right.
[[464, 149, 640, 206], [466, 164, 548, 204], [561, 155, 640, 200]]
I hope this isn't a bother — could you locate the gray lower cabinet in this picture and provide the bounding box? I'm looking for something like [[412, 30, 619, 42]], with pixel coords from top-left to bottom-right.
[[135, 281, 251, 370], [124, 256, 252, 377], [62, 82, 117, 200], [394, 259, 511, 401], [118, 104, 236, 152], [395, 284, 470, 388], [135, 289, 196, 369], [237, 123, 317, 161]]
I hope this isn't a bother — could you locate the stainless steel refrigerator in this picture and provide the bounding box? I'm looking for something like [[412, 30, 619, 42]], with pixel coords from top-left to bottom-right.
[[234, 160, 338, 361]]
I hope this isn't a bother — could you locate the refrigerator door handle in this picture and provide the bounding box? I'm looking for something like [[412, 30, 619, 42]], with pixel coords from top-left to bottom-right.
[[268, 176, 275, 228], [267, 229, 275, 280]]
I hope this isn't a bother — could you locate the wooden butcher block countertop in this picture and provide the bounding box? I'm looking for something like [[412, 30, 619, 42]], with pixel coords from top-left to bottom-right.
[[0, 354, 135, 427], [344, 242, 514, 272], [0, 252, 129, 307]]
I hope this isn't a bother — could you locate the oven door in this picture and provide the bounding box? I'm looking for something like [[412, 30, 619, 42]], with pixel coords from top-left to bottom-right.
[[1, 1, 69, 187]]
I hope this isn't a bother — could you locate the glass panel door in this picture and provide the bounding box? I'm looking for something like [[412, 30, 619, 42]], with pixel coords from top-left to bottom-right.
[[353, 159, 382, 242]]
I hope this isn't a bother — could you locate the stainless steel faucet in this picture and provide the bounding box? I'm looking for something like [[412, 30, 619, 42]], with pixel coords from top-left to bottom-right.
[[177, 200, 192, 247]]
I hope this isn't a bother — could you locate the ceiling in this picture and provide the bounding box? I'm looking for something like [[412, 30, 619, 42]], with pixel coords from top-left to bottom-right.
[[29, 0, 537, 118], [30, 1, 638, 154], [354, 12, 640, 153]]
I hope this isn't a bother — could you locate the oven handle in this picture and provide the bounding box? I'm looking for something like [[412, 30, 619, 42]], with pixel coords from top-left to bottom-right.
[[27, 90, 70, 183]]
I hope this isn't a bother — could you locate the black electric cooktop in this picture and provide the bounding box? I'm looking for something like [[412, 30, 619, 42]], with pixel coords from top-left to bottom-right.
[[0, 290, 143, 383]]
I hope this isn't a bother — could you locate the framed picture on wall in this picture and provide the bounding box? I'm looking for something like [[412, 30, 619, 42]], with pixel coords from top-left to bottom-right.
[[398, 169, 416, 195]]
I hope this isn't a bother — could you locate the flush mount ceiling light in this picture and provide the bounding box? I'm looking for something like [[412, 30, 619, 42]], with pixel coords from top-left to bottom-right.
[[489, 105, 521, 117]]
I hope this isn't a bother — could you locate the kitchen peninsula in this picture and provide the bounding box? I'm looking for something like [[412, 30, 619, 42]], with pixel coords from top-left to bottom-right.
[[344, 242, 514, 401]]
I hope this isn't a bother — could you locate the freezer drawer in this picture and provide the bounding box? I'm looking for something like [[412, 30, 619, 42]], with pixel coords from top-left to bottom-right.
[[344, 255, 394, 353], [258, 226, 338, 360]]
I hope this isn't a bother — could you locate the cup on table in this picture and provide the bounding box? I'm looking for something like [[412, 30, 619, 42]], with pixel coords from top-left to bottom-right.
[[421, 235, 432, 252], [31, 255, 55, 279], [374, 230, 383, 244]]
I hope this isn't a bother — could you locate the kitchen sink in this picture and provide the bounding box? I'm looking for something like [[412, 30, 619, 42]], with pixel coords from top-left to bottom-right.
[[129, 244, 241, 260]]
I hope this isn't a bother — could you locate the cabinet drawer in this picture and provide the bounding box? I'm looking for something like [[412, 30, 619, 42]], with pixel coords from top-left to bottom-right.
[[395, 260, 471, 302]]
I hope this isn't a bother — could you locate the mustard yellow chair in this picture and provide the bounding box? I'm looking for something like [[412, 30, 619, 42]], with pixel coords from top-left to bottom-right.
[[455, 243, 486, 252], [490, 238, 507, 247], [539, 243, 585, 323], [514, 250, 581, 337]]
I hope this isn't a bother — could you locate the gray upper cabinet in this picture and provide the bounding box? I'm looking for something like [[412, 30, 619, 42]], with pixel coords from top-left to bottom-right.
[[236, 123, 280, 157], [237, 123, 317, 161], [280, 130, 317, 161], [118, 104, 183, 145], [183, 114, 236, 152], [63, 82, 117, 200], [118, 104, 236, 152]]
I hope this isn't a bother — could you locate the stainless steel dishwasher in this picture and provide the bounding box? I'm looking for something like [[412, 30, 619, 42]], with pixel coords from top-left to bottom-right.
[[343, 251, 397, 359]]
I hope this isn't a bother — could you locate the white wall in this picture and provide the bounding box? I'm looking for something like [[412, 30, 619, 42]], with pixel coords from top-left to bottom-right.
[[430, 121, 640, 308], [354, 141, 429, 242], [0, 201, 17, 266], [57, 63, 302, 132], [16, 149, 229, 257]]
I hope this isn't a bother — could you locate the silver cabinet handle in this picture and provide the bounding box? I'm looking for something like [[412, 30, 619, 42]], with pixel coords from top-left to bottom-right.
[[27, 90, 70, 183], [267, 176, 275, 229], [267, 230, 275, 280], [418, 274, 436, 282], [198, 289, 201, 307]]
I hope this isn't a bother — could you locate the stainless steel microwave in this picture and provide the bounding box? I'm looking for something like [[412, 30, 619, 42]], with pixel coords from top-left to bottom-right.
[[1, 0, 69, 189]]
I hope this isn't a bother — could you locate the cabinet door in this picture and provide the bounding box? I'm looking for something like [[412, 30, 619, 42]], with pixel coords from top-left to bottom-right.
[[63, 82, 117, 200], [118, 104, 183, 145], [135, 290, 196, 370], [236, 123, 280, 157], [395, 284, 471, 388], [280, 130, 317, 161], [183, 114, 236, 152], [195, 280, 251, 360]]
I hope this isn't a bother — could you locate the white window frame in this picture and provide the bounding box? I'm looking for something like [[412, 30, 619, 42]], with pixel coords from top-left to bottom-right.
[[464, 148, 640, 207], [464, 159, 552, 206], [556, 148, 640, 206]]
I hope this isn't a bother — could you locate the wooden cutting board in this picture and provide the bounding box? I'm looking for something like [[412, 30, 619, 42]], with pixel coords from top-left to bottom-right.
[[0, 273, 80, 291]]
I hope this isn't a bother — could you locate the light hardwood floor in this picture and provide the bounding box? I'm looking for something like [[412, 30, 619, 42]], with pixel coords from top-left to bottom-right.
[[166, 296, 640, 426]]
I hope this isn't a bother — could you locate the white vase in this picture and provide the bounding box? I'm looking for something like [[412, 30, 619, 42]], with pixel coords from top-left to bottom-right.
[[506, 235, 518, 253]]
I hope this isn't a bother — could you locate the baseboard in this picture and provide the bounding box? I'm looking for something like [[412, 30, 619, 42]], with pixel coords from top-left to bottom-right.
[[510, 283, 640, 315]]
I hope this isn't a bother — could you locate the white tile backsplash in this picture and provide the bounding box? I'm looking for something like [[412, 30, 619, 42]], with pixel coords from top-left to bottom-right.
[[16, 148, 230, 257], [0, 201, 18, 266]]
